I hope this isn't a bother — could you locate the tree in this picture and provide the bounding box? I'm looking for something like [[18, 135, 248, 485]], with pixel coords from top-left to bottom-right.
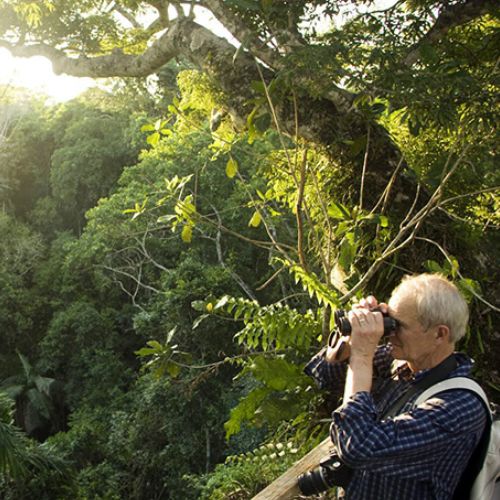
[[0, 213, 46, 375], [0, 1, 496, 143], [0, 89, 52, 216], [0, 4, 498, 495], [0, 352, 66, 441], [49, 94, 141, 232], [1, 1, 497, 289], [0, 391, 69, 488]]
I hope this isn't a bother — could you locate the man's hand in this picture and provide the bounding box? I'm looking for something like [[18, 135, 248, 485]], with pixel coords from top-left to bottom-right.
[[343, 296, 386, 399], [348, 297, 385, 361]]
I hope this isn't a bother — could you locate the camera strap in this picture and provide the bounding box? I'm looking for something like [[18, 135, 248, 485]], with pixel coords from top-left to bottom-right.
[[382, 353, 458, 419]]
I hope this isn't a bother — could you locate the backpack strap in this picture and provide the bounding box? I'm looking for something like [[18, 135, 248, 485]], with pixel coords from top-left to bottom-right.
[[414, 377, 491, 415], [382, 354, 458, 418], [413, 377, 493, 500]]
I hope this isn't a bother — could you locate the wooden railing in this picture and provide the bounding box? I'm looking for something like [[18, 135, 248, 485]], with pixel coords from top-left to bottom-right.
[[251, 437, 333, 499]]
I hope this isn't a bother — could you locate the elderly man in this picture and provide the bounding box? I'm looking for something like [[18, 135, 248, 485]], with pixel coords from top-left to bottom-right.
[[304, 273, 488, 500]]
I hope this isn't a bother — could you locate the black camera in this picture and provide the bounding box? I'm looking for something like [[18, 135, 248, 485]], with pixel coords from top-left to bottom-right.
[[297, 451, 353, 496], [331, 308, 398, 339]]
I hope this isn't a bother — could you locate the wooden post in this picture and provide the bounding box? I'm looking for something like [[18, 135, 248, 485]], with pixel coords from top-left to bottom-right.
[[252, 437, 333, 500]]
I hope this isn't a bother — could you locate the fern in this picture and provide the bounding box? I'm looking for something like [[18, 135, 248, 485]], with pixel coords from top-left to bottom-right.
[[281, 260, 341, 307], [212, 296, 322, 351]]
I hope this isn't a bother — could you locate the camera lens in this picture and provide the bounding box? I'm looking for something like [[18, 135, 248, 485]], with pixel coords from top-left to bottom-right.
[[297, 454, 354, 496], [297, 465, 332, 496]]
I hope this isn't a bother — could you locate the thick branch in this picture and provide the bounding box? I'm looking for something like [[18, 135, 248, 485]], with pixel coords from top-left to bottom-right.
[[2, 17, 248, 78], [199, 0, 280, 68], [404, 0, 495, 66]]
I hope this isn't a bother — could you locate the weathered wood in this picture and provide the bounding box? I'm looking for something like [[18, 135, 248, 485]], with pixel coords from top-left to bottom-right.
[[252, 437, 333, 500]]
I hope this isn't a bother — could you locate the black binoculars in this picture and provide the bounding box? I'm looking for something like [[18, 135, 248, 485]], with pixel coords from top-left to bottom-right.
[[331, 308, 398, 339]]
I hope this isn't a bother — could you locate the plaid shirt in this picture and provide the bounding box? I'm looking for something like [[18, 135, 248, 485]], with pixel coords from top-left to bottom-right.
[[305, 345, 488, 500]]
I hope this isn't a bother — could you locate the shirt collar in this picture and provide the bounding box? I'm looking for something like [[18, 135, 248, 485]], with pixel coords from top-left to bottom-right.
[[391, 352, 474, 382]]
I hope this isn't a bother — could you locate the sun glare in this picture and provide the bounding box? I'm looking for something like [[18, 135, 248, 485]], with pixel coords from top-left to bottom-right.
[[0, 48, 95, 102]]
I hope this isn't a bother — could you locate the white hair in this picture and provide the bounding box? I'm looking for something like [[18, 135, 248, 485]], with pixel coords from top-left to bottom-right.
[[391, 273, 469, 343]]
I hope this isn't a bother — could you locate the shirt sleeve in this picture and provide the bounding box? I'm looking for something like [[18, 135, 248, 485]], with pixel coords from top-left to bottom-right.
[[330, 389, 488, 480], [304, 344, 394, 392], [303, 348, 347, 392]]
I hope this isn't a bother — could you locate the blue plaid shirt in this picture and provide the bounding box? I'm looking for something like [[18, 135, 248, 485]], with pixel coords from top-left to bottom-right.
[[305, 345, 488, 500]]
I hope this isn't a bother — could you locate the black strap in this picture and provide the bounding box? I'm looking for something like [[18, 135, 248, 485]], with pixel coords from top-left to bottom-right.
[[383, 354, 458, 419], [452, 416, 491, 500]]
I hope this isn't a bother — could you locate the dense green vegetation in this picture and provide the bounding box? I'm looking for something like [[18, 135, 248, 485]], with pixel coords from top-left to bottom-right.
[[0, 1, 498, 498]]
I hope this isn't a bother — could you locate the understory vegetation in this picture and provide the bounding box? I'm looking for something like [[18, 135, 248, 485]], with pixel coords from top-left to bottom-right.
[[0, 0, 498, 498]]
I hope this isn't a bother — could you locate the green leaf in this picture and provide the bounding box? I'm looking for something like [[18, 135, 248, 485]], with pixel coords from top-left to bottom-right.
[[157, 214, 177, 224], [17, 352, 34, 382], [248, 211, 262, 227], [224, 387, 269, 440], [166, 362, 181, 378], [226, 157, 238, 178], [446, 256, 460, 278], [192, 314, 210, 330], [181, 224, 193, 243], [338, 232, 356, 271], [214, 295, 230, 309], [250, 81, 265, 94], [33, 375, 56, 397], [328, 202, 350, 220], [457, 278, 481, 302], [348, 135, 367, 156], [146, 340, 163, 350], [166, 327, 177, 344], [191, 300, 207, 312], [424, 260, 443, 274], [135, 347, 158, 357], [147, 131, 160, 146], [175, 195, 196, 219], [251, 356, 307, 391]]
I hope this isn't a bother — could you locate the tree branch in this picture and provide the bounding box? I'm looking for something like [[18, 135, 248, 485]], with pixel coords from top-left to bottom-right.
[[295, 149, 308, 272], [211, 206, 257, 301], [415, 237, 500, 313], [199, 0, 280, 68], [404, 0, 496, 66], [339, 144, 471, 303], [0, 18, 235, 78]]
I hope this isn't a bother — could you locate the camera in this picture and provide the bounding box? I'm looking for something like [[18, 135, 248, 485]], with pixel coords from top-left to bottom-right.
[[331, 307, 398, 339], [297, 451, 353, 495]]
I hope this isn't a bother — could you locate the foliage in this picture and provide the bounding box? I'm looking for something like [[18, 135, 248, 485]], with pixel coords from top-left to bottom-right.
[[0, 352, 66, 440], [0, 2, 498, 497], [191, 440, 303, 500], [0, 391, 70, 489], [224, 355, 311, 440]]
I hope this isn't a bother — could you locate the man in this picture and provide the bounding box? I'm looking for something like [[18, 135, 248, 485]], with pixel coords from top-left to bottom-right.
[[305, 273, 488, 499]]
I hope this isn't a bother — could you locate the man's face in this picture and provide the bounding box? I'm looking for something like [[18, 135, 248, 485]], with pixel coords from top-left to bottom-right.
[[387, 291, 439, 369]]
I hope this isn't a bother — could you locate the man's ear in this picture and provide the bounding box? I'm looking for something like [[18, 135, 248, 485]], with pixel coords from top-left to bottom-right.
[[435, 325, 451, 343]]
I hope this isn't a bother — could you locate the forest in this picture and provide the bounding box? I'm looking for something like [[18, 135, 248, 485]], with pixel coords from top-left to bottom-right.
[[0, 0, 498, 498]]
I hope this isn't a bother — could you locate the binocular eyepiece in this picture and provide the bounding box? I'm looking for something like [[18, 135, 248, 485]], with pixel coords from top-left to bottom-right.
[[332, 308, 398, 338]]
